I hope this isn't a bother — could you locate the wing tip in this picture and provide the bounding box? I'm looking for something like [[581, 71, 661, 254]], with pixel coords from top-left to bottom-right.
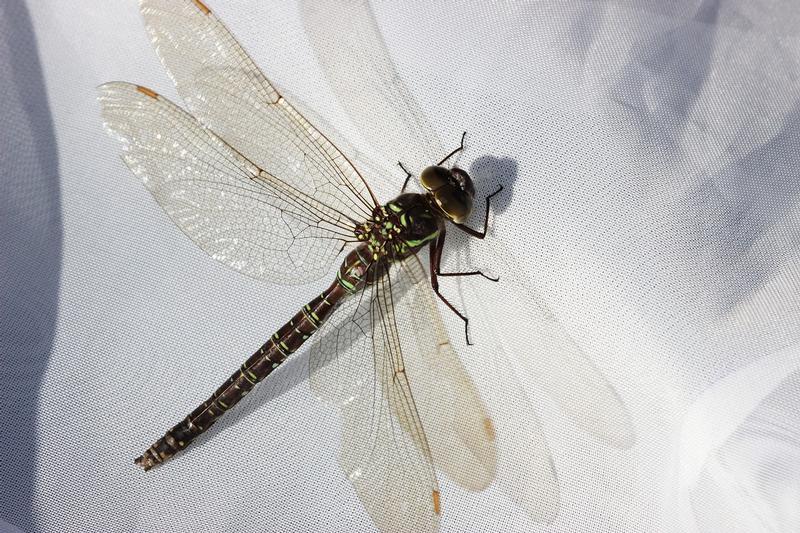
[[432, 490, 441, 515], [96, 81, 127, 96], [135, 85, 159, 99], [192, 0, 212, 15], [483, 417, 496, 441]]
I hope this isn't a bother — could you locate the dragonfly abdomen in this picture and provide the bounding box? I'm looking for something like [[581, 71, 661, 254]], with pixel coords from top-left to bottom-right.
[[134, 245, 374, 470]]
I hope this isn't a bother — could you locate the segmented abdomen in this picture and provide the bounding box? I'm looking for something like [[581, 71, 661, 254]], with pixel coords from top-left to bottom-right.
[[135, 244, 373, 470]]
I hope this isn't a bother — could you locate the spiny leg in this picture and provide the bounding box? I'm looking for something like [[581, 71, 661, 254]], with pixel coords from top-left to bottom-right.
[[399, 130, 468, 192], [430, 183, 505, 344], [398, 161, 413, 193], [428, 228, 499, 345], [438, 131, 467, 166], [434, 226, 499, 284], [429, 231, 473, 345]]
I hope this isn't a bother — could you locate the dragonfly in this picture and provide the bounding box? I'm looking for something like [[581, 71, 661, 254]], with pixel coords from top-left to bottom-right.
[[98, 1, 526, 531]]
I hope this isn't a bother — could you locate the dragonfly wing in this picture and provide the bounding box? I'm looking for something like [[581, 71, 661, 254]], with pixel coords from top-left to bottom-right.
[[139, 0, 378, 225], [310, 262, 440, 532], [520, 292, 636, 448], [399, 256, 560, 522], [98, 82, 354, 284], [464, 242, 636, 449], [394, 256, 497, 491]]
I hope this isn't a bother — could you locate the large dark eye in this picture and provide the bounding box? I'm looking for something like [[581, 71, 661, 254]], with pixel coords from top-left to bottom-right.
[[451, 167, 475, 198], [420, 166, 477, 223], [419, 166, 450, 191], [436, 188, 474, 223]]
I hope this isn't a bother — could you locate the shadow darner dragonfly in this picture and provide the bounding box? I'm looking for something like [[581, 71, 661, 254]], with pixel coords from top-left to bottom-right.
[[99, 0, 518, 531], [100, 1, 635, 531]]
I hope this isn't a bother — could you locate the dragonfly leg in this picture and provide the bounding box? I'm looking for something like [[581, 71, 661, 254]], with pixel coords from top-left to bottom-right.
[[429, 229, 487, 345], [437, 270, 499, 282], [453, 185, 504, 239], [398, 161, 413, 192], [434, 226, 498, 283], [430, 273, 472, 345], [437, 131, 467, 166]]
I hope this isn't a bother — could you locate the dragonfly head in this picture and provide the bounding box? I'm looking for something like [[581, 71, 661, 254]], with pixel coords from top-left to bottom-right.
[[420, 166, 475, 224]]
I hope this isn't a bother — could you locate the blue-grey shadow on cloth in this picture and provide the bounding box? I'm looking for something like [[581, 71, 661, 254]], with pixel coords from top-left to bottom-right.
[[0, 2, 63, 532], [595, 0, 800, 313], [688, 100, 800, 312], [604, 0, 721, 155]]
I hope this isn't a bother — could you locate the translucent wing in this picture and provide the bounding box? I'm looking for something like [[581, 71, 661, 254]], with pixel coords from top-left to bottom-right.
[[98, 82, 356, 283], [310, 260, 440, 533], [463, 242, 636, 449], [139, 0, 378, 234], [298, 0, 635, 448], [398, 256, 560, 522], [395, 256, 497, 492]]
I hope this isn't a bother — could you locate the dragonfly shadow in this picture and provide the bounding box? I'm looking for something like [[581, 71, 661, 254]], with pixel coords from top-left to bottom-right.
[[0, 3, 63, 532], [467, 155, 518, 217]]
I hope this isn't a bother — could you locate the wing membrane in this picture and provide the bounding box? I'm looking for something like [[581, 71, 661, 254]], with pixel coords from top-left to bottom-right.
[[399, 256, 560, 522], [139, 0, 377, 227], [99, 82, 354, 283], [310, 261, 439, 533], [465, 241, 636, 449], [395, 256, 497, 491]]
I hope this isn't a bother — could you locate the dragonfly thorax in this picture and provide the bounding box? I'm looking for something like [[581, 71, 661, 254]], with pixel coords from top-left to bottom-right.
[[354, 194, 442, 260]]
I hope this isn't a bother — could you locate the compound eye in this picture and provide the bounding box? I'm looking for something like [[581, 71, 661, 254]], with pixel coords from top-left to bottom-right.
[[451, 167, 476, 198], [435, 188, 473, 224], [419, 166, 450, 192]]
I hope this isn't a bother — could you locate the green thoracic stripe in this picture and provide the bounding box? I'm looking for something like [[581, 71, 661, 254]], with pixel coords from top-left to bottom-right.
[[404, 230, 439, 248], [387, 202, 403, 213]]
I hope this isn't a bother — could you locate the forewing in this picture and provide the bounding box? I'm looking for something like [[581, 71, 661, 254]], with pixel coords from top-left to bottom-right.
[[98, 82, 354, 284], [310, 263, 440, 532], [139, 0, 377, 225]]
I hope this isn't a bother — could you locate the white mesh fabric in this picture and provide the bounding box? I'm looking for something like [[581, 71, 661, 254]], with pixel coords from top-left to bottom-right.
[[1, 1, 799, 532]]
